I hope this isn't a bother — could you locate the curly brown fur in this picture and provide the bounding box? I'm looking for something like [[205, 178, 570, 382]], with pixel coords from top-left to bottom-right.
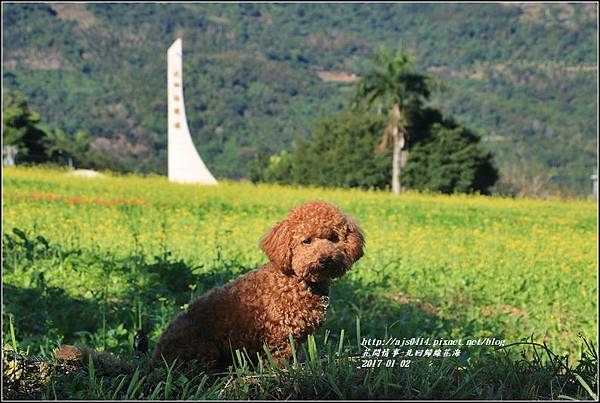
[[153, 200, 365, 370]]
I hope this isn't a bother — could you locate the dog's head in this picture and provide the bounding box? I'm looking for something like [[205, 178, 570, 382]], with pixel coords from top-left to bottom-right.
[[260, 200, 364, 283]]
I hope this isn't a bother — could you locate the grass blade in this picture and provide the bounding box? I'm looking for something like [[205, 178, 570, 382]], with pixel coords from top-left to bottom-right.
[[574, 373, 597, 400]]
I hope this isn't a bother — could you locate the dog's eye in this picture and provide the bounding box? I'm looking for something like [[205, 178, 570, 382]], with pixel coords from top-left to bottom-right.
[[328, 234, 339, 243], [302, 238, 312, 245]]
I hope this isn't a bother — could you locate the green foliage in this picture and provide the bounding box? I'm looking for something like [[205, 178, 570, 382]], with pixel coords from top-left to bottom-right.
[[45, 128, 127, 172], [404, 123, 499, 194], [2, 3, 597, 194], [2, 91, 125, 171], [352, 46, 438, 194], [253, 107, 498, 194], [247, 150, 270, 183], [2, 91, 52, 163], [292, 112, 391, 189], [260, 151, 295, 185], [250, 112, 390, 189], [354, 46, 432, 113]]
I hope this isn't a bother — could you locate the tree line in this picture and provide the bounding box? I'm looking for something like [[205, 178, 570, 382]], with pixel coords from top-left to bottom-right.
[[250, 48, 498, 195], [3, 48, 498, 195], [2, 91, 125, 171]]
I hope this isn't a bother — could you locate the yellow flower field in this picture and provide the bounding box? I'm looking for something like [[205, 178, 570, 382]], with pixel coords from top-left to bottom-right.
[[2, 166, 597, 358]]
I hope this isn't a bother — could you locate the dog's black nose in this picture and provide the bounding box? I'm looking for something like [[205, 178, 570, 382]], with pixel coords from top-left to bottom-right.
[[319, 257, 335, 267]]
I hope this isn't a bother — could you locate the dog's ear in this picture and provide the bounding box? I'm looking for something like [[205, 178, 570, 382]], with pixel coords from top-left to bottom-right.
[[260, 219, 293, 274], [344, 215, 365, 263]]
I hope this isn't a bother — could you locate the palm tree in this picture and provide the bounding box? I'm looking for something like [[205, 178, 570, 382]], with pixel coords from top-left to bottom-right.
[[353, 47, 433, 195]]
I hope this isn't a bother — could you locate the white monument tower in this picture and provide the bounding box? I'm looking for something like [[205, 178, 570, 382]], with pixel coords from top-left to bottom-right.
[[167, 38, 218, 184]]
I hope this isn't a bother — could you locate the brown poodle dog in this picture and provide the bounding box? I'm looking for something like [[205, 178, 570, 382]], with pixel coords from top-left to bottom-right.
[[153, 200, 364, 369]]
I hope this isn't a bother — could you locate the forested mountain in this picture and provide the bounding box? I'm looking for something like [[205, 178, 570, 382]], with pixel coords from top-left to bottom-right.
[[2, 3, 597, 194]]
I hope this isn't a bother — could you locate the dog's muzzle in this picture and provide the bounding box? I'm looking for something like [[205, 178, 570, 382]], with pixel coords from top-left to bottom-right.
[[319, 257, 336, 268], [317, 257, 346, 278]]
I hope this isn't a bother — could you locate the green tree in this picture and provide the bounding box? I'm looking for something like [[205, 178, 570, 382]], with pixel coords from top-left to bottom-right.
[[248, 150, 270, 183], [46, 128, 92, 169], [45, 128, 127, 172], [291, 112, 390, 189], [2, 91, 52, 164], [251, 106, 498, 194], [403, 122, 499, 194], [263, 151, 295, 185], [248, 112, 390, 189], [353, 47, 434, 195]]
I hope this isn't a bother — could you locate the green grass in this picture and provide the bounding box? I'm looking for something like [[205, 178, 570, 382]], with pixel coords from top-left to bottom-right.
[[2, 166, 598, 399]]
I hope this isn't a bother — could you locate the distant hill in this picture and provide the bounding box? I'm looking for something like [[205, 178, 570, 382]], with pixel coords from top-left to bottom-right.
[[2, 3, 597, 194]]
